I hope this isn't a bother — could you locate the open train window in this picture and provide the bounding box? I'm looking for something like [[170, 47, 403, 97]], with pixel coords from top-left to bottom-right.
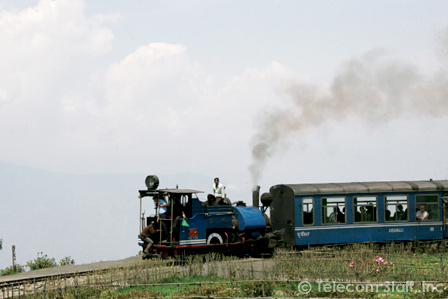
[[416, 194, 439, 221], [302, 198, 314, 226], [321, 197, 345, 224], [354, 196, 377, 223], [385, 195, 408, 222]]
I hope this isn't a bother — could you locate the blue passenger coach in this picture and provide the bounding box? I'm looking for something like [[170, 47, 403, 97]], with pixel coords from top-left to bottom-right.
[[269, 180, 448, 247]]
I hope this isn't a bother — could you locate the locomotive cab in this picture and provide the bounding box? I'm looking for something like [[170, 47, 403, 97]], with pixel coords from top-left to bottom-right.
[[139, 187, 204, 245]]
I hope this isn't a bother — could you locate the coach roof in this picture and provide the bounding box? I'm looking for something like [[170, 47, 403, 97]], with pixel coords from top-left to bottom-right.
[[276, 180, 448, 196]]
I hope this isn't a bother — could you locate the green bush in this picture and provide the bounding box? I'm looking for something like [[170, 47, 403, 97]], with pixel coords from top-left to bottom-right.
[[59, 256, 75, 266], [116, 286, 163, 298], [238, 280, 275, 296], [182, 284, 234, 297], [61, 286, 100, 299], [26, 252, 57, 270], [0, 264, 26, 276]]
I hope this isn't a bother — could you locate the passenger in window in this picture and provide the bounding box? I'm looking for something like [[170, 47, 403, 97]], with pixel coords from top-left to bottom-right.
[[416, 205, 428, 221], [366, 205, 374, 221], [396, 204, 406, 220], [385, 209, 391, 221], [355, 208, 361, 222], [337, 207, 345, 223], [360, 206, 371, 221], [329, 211, 336, 223]]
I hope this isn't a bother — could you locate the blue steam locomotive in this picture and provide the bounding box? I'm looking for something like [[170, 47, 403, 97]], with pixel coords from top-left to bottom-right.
[[138, 175, 278, 258]]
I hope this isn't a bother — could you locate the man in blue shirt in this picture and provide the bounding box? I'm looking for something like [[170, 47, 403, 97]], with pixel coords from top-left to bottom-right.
[[155, 196, 168, 219], [154, 195, 169, 241]]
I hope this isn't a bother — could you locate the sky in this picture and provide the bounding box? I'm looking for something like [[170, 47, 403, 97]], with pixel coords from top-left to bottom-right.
[[1, 1, 448, 225]]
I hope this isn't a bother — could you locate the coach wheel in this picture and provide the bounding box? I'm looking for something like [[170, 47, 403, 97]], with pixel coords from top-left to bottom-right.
[[207, 233, 223, 245]]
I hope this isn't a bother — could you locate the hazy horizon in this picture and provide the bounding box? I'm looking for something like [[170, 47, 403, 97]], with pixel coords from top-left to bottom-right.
[[1, 0, 448, 270]]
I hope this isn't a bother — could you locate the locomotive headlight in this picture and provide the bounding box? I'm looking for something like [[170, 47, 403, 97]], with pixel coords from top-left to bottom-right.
[[145, 175, 159, 190]]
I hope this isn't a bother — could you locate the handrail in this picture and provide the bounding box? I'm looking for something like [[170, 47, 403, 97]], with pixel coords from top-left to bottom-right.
[[204, 212, 234, 217]]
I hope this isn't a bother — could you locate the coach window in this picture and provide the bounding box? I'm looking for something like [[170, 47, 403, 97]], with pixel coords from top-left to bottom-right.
[[322, 197, 345, 224], [385, 195, 408, 221], [354, 196, 377, 223], [302, 198, 314, 226], [416, 195, 439, 221]]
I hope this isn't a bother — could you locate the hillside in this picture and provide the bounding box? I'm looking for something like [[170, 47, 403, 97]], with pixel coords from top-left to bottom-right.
[[0, 161, 215, 270]]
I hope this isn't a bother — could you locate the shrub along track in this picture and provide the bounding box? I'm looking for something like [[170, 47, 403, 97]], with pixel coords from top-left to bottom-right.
[[0, 256, 142, 298], [0, 255, 270, 298]]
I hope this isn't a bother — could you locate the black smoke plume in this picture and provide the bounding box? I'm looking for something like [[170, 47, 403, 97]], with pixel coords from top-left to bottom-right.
[[249, 36, 448, 185]]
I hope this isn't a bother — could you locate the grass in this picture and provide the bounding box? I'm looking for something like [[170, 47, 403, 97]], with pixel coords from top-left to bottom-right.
[[116, 274, 233, 297], [6, 241, 448, 298]]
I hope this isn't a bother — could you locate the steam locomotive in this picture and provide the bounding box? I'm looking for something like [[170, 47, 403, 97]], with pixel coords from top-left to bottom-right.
[[138, 175, 279, 258], [138, 176, 448, 258]]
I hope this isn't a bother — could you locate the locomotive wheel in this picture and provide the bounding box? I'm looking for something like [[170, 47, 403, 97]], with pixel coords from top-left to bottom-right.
[[207, 232, 224, 245]]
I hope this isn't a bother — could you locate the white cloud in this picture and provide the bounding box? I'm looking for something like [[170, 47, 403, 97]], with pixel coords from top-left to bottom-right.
[[0, 0, 116, 114], [105, 43, 196, 124], [0, 0, 114, 65], [6, 0, 443, 185], [0, 0, 117, 168], [99, 42, 293, 175], [0, 0, 293, 175]]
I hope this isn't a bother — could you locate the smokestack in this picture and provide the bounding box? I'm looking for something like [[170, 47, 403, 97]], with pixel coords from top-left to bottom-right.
[[252, 185, 260, 208]]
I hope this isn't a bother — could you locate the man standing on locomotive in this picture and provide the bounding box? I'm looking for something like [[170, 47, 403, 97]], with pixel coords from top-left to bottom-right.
[[213, 177, 225, 205], [154, 195, 168, 219]]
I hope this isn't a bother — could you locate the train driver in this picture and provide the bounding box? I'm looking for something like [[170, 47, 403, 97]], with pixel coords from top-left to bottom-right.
[[416, 205, 429, 221]]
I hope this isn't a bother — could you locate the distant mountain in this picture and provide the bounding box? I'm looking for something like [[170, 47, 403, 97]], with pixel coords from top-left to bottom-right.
[[0, 161, 215, 270]]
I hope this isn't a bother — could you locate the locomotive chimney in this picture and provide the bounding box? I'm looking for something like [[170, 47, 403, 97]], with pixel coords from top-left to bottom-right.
[[252, 185, 260, 208]]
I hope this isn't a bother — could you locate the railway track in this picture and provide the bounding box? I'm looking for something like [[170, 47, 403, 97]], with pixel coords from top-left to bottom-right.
[[0, 255, 270, 298], [0, 256, 144, 298], [0, 256, 142, 284]]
